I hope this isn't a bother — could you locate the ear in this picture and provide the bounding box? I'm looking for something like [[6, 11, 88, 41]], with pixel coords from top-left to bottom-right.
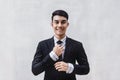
[[67, 22, 69, 27], [51, 22, 53, 27]]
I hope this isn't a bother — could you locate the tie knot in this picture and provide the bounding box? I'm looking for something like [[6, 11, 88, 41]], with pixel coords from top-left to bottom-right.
[[57, 40, 63, 44]]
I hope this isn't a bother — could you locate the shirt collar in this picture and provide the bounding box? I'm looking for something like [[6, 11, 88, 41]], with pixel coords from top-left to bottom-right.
[[54, 36, 66, 45]]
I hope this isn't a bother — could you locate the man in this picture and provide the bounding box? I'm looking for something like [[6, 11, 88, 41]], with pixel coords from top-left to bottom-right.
[[32, 10, 90, 80]]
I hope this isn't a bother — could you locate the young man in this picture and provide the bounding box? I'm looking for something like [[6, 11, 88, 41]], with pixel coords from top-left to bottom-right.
[[32, 10, 90, 80]]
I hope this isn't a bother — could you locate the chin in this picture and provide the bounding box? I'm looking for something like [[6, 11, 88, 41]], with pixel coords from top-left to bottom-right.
[[57, 34, 65, 37], [56, 33, 64, 35]]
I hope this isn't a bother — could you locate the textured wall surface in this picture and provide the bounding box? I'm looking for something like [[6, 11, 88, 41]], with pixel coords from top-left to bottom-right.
[[0, 0, 120, 80]]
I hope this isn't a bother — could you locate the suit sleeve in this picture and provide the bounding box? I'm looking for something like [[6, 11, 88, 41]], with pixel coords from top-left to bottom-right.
[[73, 43, 90, 75], [32, 42, 55, 75]]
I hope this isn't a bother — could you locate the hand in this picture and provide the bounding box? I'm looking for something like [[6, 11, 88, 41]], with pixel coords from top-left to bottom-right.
[[54, 61, 68, 72], [53, 45, 64, 56]]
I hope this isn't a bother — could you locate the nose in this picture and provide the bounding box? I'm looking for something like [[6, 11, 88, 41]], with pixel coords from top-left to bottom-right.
[[58, 23, 62, 27]]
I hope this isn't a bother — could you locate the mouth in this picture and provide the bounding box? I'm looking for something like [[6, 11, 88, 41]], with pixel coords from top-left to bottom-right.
[[56, 28, 63, 31]]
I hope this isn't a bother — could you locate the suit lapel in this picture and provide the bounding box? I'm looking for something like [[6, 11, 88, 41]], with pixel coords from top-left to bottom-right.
[[48, 37, 54, 51], [63, 37, 72, 61]]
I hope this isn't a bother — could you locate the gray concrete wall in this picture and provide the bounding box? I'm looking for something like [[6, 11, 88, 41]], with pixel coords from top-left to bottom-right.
[[0, 0, 120, 80]]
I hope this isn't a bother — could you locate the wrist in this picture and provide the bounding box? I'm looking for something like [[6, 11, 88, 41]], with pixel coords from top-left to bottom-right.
[[66, 63, 74, 74], [49, 51, 59, 61]]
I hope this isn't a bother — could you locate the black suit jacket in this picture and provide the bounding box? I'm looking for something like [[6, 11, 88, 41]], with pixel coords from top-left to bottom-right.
[[32, 37, 90, 80]]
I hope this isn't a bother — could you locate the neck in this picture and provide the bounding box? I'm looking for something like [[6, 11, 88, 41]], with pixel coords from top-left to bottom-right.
[[54, 34, 65, 40]]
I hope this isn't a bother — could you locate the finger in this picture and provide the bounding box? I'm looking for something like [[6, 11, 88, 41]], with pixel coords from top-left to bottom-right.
[[55, 45, 60, 48], [54, 63, 60, 68], [57, 67, 66, 72], [56, 44, 61, 47], [59, 46, 64, 49], [55, 62, 64, 69], [54, 64, 60, 68], [58, 63, 67, 69], [55, 66, 62, 70], [54, 62, 59, 66], [55, 63, 65, 68], [54, 61, 62, 66], [55, 64, 63, 70], [58, 66, 68, 72], [58, 68, 63, 71]]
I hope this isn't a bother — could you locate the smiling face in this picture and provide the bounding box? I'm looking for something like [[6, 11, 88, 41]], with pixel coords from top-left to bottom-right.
[[51, 15, 69, 39]]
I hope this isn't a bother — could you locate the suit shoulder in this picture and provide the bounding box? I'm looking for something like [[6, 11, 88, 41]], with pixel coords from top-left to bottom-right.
[[38, 38, 52, 45], [68, 37, 82, 45]]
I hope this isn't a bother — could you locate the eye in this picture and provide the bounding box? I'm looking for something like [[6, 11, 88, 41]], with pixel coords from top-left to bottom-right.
[[54, 20, 59, 24], [61, 20, 67, 24]]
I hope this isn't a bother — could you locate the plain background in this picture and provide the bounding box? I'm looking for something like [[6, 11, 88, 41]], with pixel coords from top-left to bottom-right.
[[0, 0, 120, 80]]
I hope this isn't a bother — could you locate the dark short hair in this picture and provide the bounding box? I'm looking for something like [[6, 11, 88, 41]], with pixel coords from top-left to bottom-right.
[[51, 10, 69, 21]]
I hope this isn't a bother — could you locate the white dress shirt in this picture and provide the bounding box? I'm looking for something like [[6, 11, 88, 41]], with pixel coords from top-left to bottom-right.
[[49, 36, 74, 74]]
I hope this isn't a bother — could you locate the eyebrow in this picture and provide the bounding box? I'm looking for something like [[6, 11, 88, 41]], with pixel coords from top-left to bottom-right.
[[61, 20, 67, 22], [54, 20, 67, 22]]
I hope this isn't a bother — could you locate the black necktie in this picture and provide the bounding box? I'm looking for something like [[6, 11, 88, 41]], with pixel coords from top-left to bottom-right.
[[57, 40, 63, 45], [57, 40, 63, 61]]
